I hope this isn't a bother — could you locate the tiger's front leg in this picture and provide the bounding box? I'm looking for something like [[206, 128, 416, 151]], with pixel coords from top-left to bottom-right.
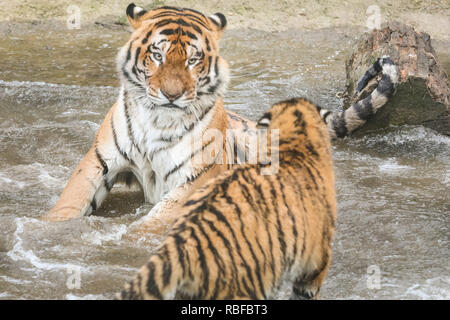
[[131, 184, 190, 235], [44, 106, 124, 221]]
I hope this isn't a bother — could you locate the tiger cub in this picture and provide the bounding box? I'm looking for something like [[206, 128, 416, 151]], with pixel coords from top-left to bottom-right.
[[118, 98, 337, 300]]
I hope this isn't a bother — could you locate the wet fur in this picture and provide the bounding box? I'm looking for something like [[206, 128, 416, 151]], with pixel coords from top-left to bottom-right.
[[45, 4, 397, 224], [118, 98, 337, 300]]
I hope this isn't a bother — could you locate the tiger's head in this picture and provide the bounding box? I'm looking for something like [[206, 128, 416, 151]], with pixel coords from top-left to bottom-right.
[[256, 98, 331, 154], [117, 3, 229, 118]]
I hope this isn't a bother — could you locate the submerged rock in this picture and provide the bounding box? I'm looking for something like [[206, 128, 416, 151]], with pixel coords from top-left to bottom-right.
[[344, 21, 450, 136]]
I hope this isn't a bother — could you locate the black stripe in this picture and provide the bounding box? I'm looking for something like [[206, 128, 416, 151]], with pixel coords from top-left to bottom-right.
[[273, 191, 287, 266], [136, 9, 147, 17], [214, 56, 219, 76], [186, 162, 215, 184], [158, 9, 209, 27], [154, 12, 210, 30], [95, 148, 108, 175], [187, 226, 209, 297], [171, 233, 186, 277], [207, 56, 213, 75], [322, 110, 332, 123], [159, 28, 180, 36], [207, 79, 222, 94], [111, 116, 133, 165], [355, 58, 383, 93], [353, 94, 374, 120], [376, 73, 394, 96], [205, 36, 211, 51], [155, 19, 178, 28], [183, 8, 207, 17], [161, 246, 172, 287], [163, 138, 215, 182], [104, 178, 113, 192], [222, 189, 266, 299], [131, 47, 141, 78], [189, 217, 224, 299], [154, 102, 215, 155], [278, 180, 298, 267], [123, 91, 142, 154], [191, 24, 203, 35], [142, 30, 152, 44], [186, 30, 197, 40], [244, 173, 271, 279], [207, 205, 258, 299], [306, 142, 319, 157], [200, 214, 242, 296], [122, 67, 146, 91], [145, 261, 163, 299], [331, 112, 348, 138], [264, 178, 280, 285], [90, 198, 97, 212], [134, 273, 142, 300]]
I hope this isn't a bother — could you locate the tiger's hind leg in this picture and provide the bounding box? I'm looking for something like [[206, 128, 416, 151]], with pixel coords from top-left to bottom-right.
[[290, 261, 331, 300]]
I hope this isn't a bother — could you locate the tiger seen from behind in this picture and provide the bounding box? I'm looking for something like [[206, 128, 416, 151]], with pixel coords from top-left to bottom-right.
[[118, 98, 337, 300]]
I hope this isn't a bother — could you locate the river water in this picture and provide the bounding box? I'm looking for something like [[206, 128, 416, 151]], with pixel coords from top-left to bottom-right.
[[0, 26, 448, 299]]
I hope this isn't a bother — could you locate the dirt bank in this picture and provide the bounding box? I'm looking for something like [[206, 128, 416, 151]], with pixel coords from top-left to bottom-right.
[[1, 0, 449, 41]]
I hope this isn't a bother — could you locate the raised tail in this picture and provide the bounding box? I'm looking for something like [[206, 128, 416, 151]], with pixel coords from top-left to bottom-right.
[[318, 56, 398, 138]]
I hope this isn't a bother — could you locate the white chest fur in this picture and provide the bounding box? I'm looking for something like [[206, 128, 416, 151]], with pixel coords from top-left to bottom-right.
[[111, 87, 216, 204]]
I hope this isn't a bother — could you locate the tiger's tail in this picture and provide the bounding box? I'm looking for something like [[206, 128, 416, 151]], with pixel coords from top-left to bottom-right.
[[318, 56, 398, 138]]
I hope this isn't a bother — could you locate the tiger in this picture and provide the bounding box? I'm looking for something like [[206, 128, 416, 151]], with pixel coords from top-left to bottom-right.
[[44, 3, 397, 227], [117, 97, 336, 300]]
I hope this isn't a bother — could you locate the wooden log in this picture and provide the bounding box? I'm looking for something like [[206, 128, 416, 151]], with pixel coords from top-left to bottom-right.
[[344, 21, 450, 135]]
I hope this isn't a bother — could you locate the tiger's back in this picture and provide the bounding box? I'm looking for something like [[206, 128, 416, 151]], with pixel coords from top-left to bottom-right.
[[118, 98, 336, 299]]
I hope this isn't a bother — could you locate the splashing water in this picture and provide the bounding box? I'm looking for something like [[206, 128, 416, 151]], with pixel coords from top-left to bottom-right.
[[0, 28, 448, 300]]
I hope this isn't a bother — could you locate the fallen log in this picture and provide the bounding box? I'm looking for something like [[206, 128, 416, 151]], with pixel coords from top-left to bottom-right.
[[344, 21, 450, 135]]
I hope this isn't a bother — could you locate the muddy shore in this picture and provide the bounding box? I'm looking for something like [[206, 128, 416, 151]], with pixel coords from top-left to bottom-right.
[[1, 0, 449, 40]]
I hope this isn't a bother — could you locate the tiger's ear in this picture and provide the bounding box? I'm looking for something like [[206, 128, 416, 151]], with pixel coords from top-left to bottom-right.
[[126, 3, 148, 29], [256, 112, 272, 128], [208, 13, 227, 39]]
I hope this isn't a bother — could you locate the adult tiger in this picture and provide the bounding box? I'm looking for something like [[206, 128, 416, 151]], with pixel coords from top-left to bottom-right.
[[118, 98, 336, 300], [45, 4, 397, 224], [45, 4, 238, 222]]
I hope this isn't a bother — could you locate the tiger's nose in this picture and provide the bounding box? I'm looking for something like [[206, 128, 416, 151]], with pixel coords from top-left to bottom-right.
[[161, 89, 184, 102]]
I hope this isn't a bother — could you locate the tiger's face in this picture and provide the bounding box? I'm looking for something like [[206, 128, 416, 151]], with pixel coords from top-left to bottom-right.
[[117, 4, 230, 115]]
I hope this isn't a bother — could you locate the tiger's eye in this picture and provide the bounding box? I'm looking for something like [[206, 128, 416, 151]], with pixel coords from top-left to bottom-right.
[[152, 52, 163, 62], [187, 58, 198, 66]]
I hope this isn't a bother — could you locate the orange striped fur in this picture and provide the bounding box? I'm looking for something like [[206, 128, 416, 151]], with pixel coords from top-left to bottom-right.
[[118, 98, 337, 299]]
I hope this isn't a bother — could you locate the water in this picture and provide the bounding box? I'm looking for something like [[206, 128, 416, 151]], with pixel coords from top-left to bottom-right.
[[0, 27, 449, 300]]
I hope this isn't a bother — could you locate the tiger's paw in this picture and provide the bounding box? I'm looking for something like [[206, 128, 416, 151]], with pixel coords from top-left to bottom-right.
[[42, 208, 83, 222], [125, 199, 180, 241]]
